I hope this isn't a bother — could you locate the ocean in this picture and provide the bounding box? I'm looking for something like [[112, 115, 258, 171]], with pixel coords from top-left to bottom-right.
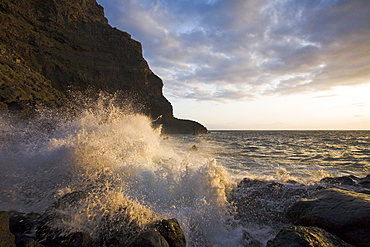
[[1, 100, 369, 246]]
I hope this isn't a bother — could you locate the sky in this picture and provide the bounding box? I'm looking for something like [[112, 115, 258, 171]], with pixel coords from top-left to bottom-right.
[[97, 0, 370, 130]]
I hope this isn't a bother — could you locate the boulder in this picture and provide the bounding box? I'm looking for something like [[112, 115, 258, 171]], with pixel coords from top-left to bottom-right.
[[156, 219, 186, 247], [0, 211, 16, 247], [128, 218, 186, 247], [229, 178, 312, 227], [286, 188, 370, 247], [9, 211, 42, 236], [128, 229, 169, 247], [320, 176, 356, 186], [267, 226, 353, 247]]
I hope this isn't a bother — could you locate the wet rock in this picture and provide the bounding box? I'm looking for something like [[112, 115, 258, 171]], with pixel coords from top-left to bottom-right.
[[156, 219, 186, 247], [267, 226, 354, 247], [9, 211, 42, 236], [128, 218, 186, 247], [36, 191, 90, 246], [229, 178, 312, 227], [14, 235, 44, 247], [61, 232, 93, 247], [238, 230, 264, 247], [286, 188, 370, 247], [128, 228, 169, 247], [0, 211, 16, 247], [320, 176, 356, 186]]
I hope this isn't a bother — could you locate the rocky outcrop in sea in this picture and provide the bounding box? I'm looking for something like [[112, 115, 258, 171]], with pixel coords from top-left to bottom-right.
[[1, 191, 186, 247], [230, 174, 370, 247], [0, 0, 207, 134]]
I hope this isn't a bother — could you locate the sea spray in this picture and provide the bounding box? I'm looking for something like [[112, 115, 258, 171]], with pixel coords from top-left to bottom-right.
[[0, 95, 239, 246]]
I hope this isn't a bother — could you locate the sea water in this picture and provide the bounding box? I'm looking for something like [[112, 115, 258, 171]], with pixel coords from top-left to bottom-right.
[[0, 97, 369, 246]]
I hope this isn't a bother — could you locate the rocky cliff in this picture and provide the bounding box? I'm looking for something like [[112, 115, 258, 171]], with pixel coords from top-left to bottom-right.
[[0, 0, 207, 134]]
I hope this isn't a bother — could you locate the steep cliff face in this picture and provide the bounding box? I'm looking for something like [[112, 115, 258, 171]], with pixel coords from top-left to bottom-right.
[[0, 0, 207, 134]]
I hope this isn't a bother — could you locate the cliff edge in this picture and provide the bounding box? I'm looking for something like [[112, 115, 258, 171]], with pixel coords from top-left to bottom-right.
[[0, 0, 207, 134]]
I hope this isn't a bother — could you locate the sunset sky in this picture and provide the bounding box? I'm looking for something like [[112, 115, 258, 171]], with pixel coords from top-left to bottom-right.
[[97, 0, 370, 130]]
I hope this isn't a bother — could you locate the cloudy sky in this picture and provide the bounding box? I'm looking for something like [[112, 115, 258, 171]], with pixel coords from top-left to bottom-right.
[[97, 0, 370, 130]]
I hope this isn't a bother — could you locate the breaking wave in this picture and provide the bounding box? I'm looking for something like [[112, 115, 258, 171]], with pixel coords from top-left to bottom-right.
[[0, 95, 238, 246]]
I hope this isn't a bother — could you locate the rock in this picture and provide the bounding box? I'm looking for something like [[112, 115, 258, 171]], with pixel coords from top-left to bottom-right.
[[286, 188, 370, 247], [128, 229, 169, 247], [229, 178, 312, 228], [128, 218, 186, 247], [267, 226, 354, 247], [14, 235, 44, 247], [8, 211, 42, 236], [156, 219, 186, 247], [238, 230, 264, 247], [36, 191, 90, 246], [0, 0, 207, 134], [0, 211, 16, 247], [320, 176, 356, 186], [61, 232, 93, 247]]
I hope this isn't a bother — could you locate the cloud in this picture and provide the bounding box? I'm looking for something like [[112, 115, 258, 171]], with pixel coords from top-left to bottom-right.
[[98, 0, 370, 101]]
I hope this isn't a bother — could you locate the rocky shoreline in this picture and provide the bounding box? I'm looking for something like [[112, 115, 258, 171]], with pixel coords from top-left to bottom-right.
[[1, 174, 369, 247], [230, 174, 370, 247]]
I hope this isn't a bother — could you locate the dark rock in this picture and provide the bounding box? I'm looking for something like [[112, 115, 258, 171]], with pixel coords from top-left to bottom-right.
[[156, 218, 186, 247], [128, 228, 169, 247], [0, 0, 207, 134], [286, 188, 370, 247], [238, 230, 264, 247], [45, 191, 88, 213], [9, 211, 42, 236], [229, 178, 312, 227], [36, 191, 89, 246], [320, 176, 356, 186], [267, 226, 354, 247], [0, 211, 16, 247], [14, 235, 44, 247], [61, 232, 93, 247], [128, 218, 186, 247]]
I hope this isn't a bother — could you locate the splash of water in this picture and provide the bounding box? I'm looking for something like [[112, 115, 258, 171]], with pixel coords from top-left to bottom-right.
[[0, 95, 239, 246]]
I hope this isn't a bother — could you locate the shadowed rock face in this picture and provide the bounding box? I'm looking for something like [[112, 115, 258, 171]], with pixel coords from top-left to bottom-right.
[[0, 0, 207, 134]]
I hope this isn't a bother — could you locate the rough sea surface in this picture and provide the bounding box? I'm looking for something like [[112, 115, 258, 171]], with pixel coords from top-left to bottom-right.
[[1, 99, 369, 246]]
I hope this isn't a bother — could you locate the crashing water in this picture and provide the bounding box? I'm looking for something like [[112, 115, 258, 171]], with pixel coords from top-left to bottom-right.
[[1, 95, 369, 246], [0, 96, 239, 246]]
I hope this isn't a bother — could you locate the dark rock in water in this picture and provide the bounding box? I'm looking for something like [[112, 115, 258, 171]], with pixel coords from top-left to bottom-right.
[[286, 188, 370, 247], [128, 218, 186, 247], [9, 211, 42, 236], [128, 228, 169, 247], [37, 191, 90, 246], [267, 226, 354, 247], [61, 232, 93, 247], [229, 178, 313, 228], [0, 211, 16, 247], [0, 0, 207, 134], [156, 219, 186, 247], [238, 230, 264, 247], [320, 176, 356, 186], [14, 235, 44, 247], [8, 211, 43, 246], [45, 191, 88, 213]]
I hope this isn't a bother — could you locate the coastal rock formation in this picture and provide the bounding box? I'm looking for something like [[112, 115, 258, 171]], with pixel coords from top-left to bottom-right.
[[0, 212, 15, 247], [1, 191, 187, 247], [267, 226, 354, 247], [0, 0, 207, 134], [286, 188, 370, 247]]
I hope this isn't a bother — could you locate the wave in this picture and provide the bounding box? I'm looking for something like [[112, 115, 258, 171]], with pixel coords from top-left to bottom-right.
[[0, 94, 239, 246]]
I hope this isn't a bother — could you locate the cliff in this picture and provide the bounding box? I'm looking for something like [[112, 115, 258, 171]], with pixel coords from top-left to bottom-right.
[[0, 0, 207, 134]]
